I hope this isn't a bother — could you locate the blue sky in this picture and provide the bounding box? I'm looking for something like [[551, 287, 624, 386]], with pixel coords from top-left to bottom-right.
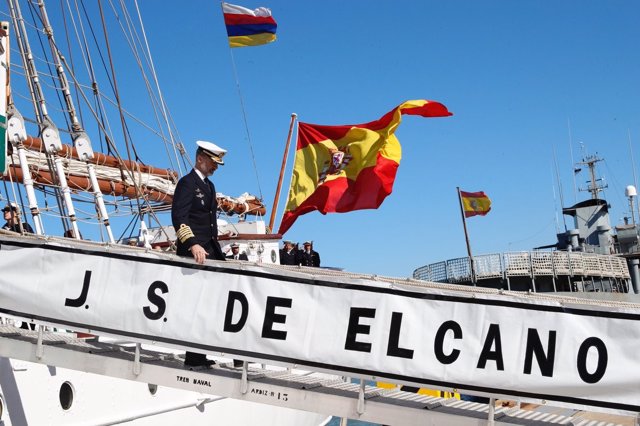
[[4, 1, 640, 277]]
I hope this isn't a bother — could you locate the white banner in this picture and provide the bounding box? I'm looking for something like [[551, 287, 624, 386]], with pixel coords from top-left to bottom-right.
[[1, 238, 640, 412]]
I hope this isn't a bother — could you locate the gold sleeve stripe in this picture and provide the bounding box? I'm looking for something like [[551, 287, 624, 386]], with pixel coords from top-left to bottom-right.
[[176, 224, 195, 243]]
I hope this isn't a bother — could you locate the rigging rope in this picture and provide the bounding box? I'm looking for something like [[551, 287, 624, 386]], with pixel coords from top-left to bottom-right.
[[228, 48, 263, 200], [131, 0, 184, 176]]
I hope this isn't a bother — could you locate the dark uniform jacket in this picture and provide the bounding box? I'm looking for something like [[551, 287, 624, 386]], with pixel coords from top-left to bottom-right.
[[226, 252, 249, 261], [279, 248, 298, 265], [297, 249, 320, 267], [171, 169, 225, 260], [3, 221, 34, 233]]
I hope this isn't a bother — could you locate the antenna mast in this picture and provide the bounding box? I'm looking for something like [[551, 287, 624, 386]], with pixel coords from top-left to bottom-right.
[[577, 154, 607, 200]]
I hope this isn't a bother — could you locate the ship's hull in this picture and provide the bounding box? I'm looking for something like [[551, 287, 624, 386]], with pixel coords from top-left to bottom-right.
[[0, 355, 329, 425]]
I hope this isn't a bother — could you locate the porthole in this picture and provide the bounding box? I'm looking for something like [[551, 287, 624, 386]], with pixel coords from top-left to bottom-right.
[[148, 384, 158, 395], [270, 249, 277, 263], [0, 393, 4, 420], [59, 381, 74, 410]]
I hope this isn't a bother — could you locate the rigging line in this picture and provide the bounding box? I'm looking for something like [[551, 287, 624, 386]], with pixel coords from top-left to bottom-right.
[[68, 0, 109, 154], [79, 0, 120, 156], [105, 0, 167, 164], [59, 0, 85, 128], [26, 0, 71, 132], [107, 0, 182, 175], [95, 3, 145, 165], [228, 48, 263, 200], [10, 0, 44, 120], [116, 210, 139, 242], [119, 1, 176, 168], [552, 146, 567, 232], [9, 0, 69, 231], [110, 2, 171, 146], [67, 0, 119, 158], [78, 0, 116, 96], [132, 0, 184, 175], [53, 56, 171, 212], [96, 0, 143, 216], [54, 44, 174, 241], [21, 3, 170, 238], [567, 118, 577, 203], [7, 154, 32, 230], [96, 92, 180, 140]]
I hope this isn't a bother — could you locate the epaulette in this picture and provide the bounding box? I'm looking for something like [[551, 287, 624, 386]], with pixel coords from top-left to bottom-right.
[[176, 224, 195, 243]]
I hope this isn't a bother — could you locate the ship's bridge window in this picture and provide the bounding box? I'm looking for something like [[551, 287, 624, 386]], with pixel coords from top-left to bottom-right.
[[59, 381, 74, 410]]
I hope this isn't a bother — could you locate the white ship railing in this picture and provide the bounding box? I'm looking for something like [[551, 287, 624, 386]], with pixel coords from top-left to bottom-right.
[[413, 251, 631, 290]]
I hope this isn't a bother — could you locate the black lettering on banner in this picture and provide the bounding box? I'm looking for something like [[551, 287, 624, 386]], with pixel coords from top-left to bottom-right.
[[387, 312, 414, 359], [577, 337, 608, 384], [224, 291, 249, 333], [434, 320, 462, 364], [477, 323, 504, 370], [344, 307, 376, 352], [261, 296, 292, 340], [143, 281, 168, 320], [65, 270, 92, 308], [523, 328, 556, 377]]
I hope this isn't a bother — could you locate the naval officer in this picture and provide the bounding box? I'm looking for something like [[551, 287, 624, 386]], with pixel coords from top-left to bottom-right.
[[172, 140, 227, 264], [171, 140, 227, 368], [226, 242, 248, 260], [279, 240, 298, 265]]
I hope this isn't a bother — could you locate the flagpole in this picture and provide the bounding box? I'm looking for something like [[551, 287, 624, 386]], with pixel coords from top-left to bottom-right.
[[269, 113, 297, 233], [457, 187, 477, 284]]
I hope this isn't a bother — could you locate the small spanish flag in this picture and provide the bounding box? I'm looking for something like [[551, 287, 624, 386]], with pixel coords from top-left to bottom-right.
[[460, 190, 491, 218]]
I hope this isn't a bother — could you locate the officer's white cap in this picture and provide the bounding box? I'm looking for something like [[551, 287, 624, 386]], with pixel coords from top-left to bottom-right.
[[230, 242, 240, 248], [196, 140, 227, 165], [303, 240, 312, 245]]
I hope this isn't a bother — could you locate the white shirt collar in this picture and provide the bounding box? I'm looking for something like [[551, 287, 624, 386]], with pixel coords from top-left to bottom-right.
[[194, 168, 206, 181]]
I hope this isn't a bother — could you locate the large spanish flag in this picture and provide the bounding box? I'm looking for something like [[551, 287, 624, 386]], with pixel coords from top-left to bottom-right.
[[460, 190, 492, 217], [222, 2, 277, 48], [278, 100, 452, 234]]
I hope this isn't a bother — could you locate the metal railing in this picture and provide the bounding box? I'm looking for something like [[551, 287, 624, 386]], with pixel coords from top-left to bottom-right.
[[413, 251, 630, 284]]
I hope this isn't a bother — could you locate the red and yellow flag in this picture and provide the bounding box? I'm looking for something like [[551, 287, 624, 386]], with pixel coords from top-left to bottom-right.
[[460, 190, 492, 218], [277, 100, 452, 234]]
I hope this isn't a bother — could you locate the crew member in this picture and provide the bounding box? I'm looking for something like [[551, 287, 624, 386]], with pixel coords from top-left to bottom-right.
[[226, 242, 248, 260], [279, 240, 298, 265], [2, 203, 34, 233], [171, 140, 227, 368], [297, 240, 320, 267]]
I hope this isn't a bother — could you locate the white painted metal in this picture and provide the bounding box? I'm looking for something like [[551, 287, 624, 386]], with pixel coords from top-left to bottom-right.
[[0, 326, 634, 426], [0, 329, 330, 425]]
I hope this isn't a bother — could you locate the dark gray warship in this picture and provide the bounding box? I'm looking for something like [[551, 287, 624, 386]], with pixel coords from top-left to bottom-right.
[[414, 154, 640, 294]]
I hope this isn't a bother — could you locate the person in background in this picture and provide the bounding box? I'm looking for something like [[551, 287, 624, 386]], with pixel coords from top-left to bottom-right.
[[171, 140, 227, 369], [279, 240, 298, 265], [297, 240, 320, 267], [2, 202, 34, 234], [226, 242, 248, 260]]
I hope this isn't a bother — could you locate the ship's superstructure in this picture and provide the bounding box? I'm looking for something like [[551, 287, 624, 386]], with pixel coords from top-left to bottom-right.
[[414, 153, 640, 294]]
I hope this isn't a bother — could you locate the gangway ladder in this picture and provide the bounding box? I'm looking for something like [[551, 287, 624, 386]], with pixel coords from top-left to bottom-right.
[[0, 325, 634, 426]]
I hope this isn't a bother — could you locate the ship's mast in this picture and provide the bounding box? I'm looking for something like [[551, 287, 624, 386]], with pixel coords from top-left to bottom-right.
[[36, 0, 115, 242], [577, 154, 607, 200]]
